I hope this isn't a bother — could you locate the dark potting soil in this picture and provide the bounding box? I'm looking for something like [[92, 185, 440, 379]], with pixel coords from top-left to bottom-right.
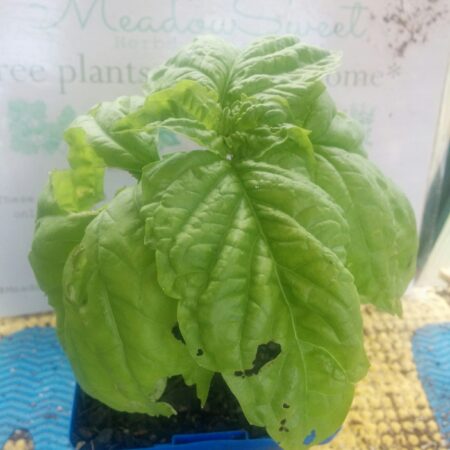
[[71, 374, 268, 449]]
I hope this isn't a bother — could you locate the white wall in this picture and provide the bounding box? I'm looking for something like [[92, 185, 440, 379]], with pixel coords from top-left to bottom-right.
[[0, 0, 449, 316]]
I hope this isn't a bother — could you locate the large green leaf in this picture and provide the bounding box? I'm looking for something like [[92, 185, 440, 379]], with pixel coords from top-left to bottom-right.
[[28, 128, 107, 338], [259, 141, 417, 314], [62, 186, 212, 414], [313, 147, 417, 313], [140, 150, 369, 449], [29, 182, 98, 343]]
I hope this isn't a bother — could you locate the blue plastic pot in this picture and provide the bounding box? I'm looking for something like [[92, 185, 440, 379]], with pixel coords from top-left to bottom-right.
[[70, 386, 339, 449], [149, 429, 338, 449], [150, 430, 278, 449]]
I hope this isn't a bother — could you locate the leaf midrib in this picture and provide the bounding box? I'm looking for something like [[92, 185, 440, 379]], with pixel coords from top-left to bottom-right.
[[229, 161, 309, 425]]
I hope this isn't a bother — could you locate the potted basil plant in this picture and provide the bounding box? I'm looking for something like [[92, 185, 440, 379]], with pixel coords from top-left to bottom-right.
[[29, 35, 417, 450]]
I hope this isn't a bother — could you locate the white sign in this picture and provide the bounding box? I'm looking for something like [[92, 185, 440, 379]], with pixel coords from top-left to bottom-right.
[[0, 0, 449, 315]]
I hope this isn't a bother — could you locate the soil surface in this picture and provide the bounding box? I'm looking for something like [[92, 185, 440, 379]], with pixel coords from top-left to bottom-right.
[[71, 374, 267, 449]]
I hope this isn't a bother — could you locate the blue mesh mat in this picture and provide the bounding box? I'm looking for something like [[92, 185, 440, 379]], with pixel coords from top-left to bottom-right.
[[412, 323, 450, 442], [0, 327, 74, 450]]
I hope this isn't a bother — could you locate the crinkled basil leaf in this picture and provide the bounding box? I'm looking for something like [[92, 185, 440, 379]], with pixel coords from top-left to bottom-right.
[[140, 150, 369, 448], [66, 95, 160, 178], [302, 89, 366, 156], [145, 36, 237, 96], [62, 186, 212, 415], [260, 141, 417, 314], [29, 182, 98, 344], [115, 80, 222, 150]]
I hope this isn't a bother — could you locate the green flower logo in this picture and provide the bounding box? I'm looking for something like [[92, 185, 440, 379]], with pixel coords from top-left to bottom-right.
[[8, 100, 76, 154]]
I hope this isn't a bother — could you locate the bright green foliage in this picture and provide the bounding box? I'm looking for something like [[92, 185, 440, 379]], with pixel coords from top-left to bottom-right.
[[30, 35, 417, 449]]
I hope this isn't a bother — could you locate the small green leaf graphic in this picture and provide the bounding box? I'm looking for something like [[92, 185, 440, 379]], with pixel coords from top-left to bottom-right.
[[8, 100, 76, 154]]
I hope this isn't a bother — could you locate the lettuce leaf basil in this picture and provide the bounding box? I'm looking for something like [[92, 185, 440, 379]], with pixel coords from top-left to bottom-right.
[[30, 35, 417, 449]]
